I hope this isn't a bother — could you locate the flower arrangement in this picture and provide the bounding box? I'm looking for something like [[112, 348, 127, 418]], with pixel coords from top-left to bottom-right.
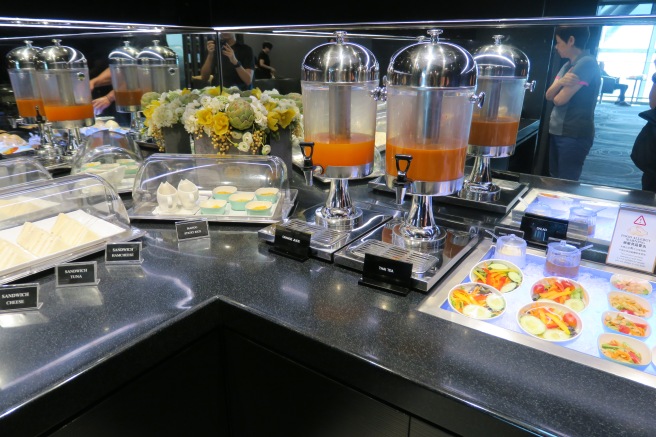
[[141, 86, 303, 155]]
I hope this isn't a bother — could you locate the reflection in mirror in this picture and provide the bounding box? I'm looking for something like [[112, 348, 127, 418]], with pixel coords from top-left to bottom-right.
[[1, 16, 655, 192]]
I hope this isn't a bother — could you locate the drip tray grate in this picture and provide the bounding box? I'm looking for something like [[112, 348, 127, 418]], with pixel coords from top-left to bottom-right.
[[281, 219, 346, 246], [348, 240, 438, 274]]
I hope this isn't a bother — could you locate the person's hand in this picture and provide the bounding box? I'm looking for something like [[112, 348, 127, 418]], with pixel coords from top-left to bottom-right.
[[221, 43, 238, 65], [92, 95, 112, 115], [559, 72, 581, 87], [206, 40, 216, 56]]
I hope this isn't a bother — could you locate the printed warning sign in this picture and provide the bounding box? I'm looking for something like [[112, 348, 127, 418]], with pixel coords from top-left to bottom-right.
[[607, 206, 656, 273]]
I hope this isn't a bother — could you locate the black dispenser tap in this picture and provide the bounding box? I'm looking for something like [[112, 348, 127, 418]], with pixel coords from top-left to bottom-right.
[[393, 154, 413, 205], [299, 141, 321, 186]]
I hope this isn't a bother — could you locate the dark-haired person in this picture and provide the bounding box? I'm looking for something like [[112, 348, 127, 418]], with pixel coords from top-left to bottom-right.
[[254, 41, 275, 80], [200, 33, 254, 91], [545, 26, 601, 181]]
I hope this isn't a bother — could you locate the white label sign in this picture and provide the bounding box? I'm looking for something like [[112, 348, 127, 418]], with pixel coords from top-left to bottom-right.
[[606, 205, 656, 273]]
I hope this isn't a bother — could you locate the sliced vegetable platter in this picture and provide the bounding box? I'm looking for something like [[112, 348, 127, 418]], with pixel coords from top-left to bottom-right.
[[439, 249, 656, 374]]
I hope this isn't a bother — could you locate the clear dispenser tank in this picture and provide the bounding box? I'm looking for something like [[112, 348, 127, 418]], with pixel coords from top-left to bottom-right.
[[300, 31, 379, 229], [385, 29, 478, 196], [109, 40, 142, 113], [137, 41, 180, 94], [6, 41, 44, 122], [384, 29, 481, 252], [460, 35, 534, 202], [35, 39, 94, 128], [301, 31, 378, 178]]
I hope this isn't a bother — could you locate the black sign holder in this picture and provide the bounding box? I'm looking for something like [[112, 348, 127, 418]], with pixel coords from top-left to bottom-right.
[[0, 283, 40, 312], [269, 225, 311, 261], [520, 212, 569, 246], [358, 253, 413, 296]]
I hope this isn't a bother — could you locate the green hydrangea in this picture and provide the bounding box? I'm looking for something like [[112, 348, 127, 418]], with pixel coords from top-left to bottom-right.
[[141, 91, 160, 107], [226, 98, 255, 130]]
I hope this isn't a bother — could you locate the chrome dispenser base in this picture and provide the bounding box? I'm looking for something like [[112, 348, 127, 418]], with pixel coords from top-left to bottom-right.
[[391, 221, 446, 253], [314, 178, 363, 231], [459, 180, 501, 202], [315, 205, 363, 230]]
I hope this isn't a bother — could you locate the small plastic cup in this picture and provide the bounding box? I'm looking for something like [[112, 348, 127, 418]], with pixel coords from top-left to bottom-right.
[[494, 234, 527, 268]]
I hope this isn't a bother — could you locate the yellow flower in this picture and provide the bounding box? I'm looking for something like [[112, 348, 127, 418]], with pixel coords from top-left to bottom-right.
[[197, 108, 214, 126], [279, 108, 297, 129], [267, 111, 281, 131], [181, 88, 191, 95], [142, 100, 160, 120], [211, 112, 229, 136], [251, 88, 262, 99], [205, 87, 221, 97], [264, 101, 278, 112]]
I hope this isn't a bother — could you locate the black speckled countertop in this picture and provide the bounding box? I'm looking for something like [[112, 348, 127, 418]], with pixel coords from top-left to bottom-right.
[[2, 169, 656, 437]]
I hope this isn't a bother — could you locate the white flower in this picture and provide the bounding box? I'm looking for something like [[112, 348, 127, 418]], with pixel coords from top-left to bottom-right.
[[261, 144, 271, 155], [237, 142, 250, 152]]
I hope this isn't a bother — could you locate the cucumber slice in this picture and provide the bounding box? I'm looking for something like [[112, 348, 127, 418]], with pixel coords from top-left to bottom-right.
[[487, 263, 510, 271], [507, 271, 522, 284], [500, 282, 518, 293], [463, 304, 493, 319], [542, 328, 570, 341], [486, 294, 505, 311], [520, 315, 547, 335], [564, 298, 586, 312]]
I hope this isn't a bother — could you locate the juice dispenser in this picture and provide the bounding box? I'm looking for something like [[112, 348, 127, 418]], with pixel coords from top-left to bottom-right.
[[6, 41, 44, 123], [459, 35, 535, 202], [300, 31, 379, 229], [35, 39, 94, 128], [385, 29, 483, 252], [109, 40, 143, 135], [137, 41, 180, 94]]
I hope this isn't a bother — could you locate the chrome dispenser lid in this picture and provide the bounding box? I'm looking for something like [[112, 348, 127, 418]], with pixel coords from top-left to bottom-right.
[[301, 31, 379, 83], [137, 40, 178, 66], [473, 35, 530, 78], [109, 40, 141, 65], [6, 40, 42, 69], [36, 39, 87, 70], [387, 29, 476, 88]]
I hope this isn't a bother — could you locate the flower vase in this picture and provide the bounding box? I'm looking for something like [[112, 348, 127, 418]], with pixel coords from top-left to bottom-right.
[[160, 124, 191, 154], [269, 127, 292, 182], [193, 133, 215, 155]]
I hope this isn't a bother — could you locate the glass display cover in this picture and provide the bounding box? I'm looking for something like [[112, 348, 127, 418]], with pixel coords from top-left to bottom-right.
[[70, 144, 143, 194], [0, 173, 143, 284], [128, 153, 297, 223], [0, 157, 52, 189]]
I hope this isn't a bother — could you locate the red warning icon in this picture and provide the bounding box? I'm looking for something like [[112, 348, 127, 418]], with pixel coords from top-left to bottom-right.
[[634, 215, 647, 226]]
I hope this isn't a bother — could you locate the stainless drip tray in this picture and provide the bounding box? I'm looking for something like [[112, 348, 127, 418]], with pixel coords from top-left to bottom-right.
[[275, 218, 349, 248], [334, 217, 482, 292], [346, 239, 438, 274], [368, 174, 529, 214], [258, 201, 400, 261]]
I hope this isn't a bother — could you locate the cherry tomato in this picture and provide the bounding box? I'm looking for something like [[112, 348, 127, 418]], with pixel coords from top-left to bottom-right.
[[563, 313, 577, 327], [618, 325, 630, 334], [533, 284, 545, 295]]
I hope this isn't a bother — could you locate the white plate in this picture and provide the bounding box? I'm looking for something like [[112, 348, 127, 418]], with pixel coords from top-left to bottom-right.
[[598, 333, 651, 368]]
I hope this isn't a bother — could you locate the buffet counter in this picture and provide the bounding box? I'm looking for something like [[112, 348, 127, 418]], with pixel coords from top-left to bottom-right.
[[2, 169, 656, 437]]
